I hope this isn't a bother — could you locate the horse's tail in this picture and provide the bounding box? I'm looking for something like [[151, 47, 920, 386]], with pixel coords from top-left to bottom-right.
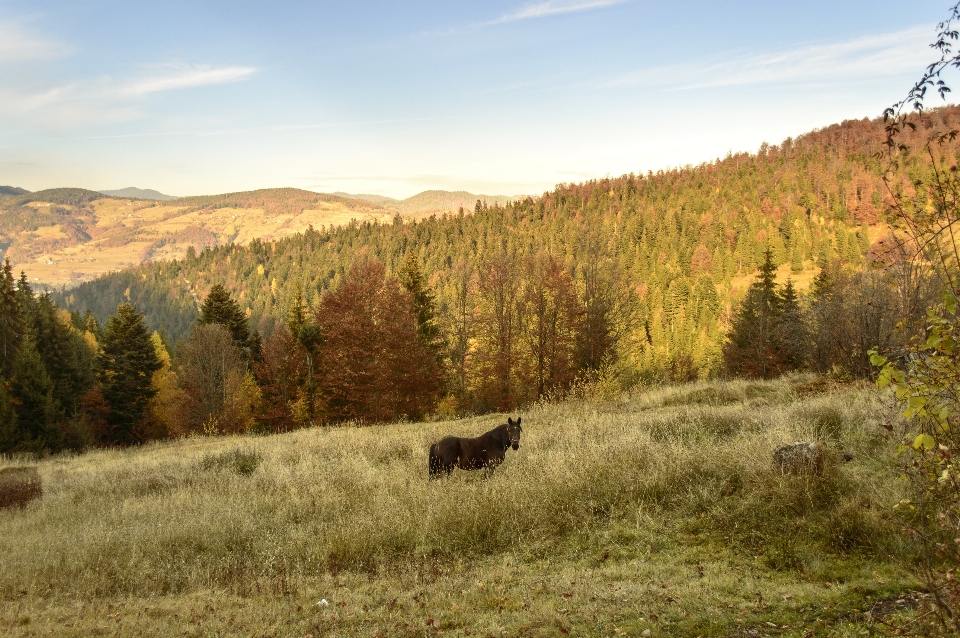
[[428, 443, 441, 479]]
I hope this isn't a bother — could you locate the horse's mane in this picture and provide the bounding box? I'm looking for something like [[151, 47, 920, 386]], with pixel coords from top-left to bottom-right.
[[484, 422, 508, 435]]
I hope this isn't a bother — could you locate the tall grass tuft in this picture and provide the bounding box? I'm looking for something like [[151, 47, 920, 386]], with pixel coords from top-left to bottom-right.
[[0, 376, 906, 600]]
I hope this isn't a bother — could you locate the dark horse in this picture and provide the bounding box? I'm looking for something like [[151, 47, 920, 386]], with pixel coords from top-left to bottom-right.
[[429, 417, 522, 478]]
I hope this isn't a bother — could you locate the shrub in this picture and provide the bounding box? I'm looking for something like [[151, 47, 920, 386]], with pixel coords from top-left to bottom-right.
[[0, 466, 42, 508], [201, 449, 262, 476]]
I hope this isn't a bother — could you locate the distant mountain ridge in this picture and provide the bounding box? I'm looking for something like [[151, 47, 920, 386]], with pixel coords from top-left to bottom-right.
[[0, 186, 409, 288], [100, 187, 177, 200], [50, 103, 952, 356], [335, 190, 517, 215], [0, 186, 30, 197]]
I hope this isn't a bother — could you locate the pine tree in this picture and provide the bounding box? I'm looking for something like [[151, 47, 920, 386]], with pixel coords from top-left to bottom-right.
[[0, 259, 23, 377], [0, 381, 15, 451], [777, 279, 807, 370], [4, 336, 61, 453], [199, 284, 251, 353], [722, 248, 788, 378], [398, 251, 444, 364], [97, 303, 162, 444]]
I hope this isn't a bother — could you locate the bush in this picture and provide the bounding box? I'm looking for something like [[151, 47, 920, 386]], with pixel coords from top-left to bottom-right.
[[201, 449, 262, 476], [0, 466, 42, 508]]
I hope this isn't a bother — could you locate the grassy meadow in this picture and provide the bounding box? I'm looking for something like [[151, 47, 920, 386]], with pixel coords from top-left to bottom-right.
[[0, 376, 923, 636]]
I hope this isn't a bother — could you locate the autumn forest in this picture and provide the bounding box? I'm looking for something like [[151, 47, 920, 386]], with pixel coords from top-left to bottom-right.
[[0, 106, 952, 451]]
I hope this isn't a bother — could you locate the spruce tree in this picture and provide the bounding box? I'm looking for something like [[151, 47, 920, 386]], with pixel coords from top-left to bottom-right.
[[777, 278, 807, 370], [4, 337, 61, 453], [199, 284, 251, 352], [30, 294, 91, 417], [0, 381, 15, 452], [722, 248, 787, 378], [0, 260, 22, 377], [97, 303, 162, 444], [398, 251, 444, 363]]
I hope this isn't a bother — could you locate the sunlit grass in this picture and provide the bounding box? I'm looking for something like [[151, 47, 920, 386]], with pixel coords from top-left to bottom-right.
[[0, 375, 918, 635]]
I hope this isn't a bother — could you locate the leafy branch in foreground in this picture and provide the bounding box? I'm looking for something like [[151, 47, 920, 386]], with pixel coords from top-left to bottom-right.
[[874, 2, 960, 631]]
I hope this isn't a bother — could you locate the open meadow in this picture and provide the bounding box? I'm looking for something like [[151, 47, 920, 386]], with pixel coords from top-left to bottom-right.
[[0, 377, 920, 636]]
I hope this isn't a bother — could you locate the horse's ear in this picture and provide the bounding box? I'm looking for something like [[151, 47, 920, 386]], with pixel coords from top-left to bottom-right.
[[508, 417, 514, 425], [516, 417, 521, 427]]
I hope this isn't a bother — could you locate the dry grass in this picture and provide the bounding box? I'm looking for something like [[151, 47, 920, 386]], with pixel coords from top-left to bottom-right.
[[0, 376, 919, 635]]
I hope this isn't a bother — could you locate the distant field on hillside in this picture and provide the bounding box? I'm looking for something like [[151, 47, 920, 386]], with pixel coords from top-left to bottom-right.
[[0, 186, 519, 288], [0, 188, 420, 288], [0, 377, 918, 636]]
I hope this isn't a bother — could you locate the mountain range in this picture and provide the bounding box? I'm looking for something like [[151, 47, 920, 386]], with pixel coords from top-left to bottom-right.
[[0, 187, 513, 288], [99, 187, 178, 200], [45, 105, 955, 376]]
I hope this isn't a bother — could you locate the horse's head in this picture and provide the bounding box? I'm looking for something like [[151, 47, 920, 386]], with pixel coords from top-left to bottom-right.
[[506, 417, 522, 450]]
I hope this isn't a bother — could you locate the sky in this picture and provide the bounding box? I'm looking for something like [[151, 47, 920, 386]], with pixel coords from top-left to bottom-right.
[[0, 0, 956, 199]]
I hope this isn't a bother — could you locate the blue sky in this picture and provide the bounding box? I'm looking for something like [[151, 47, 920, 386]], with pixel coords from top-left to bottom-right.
[[0, 0, 954, 198]]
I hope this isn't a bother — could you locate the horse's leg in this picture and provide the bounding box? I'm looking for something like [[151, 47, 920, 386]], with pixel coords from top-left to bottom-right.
[[429, 445, 440, 480]]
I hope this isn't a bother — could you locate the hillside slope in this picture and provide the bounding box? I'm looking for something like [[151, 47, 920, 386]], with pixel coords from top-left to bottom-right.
[[0, 379, 915, 635], [0, 187, 400, 287], [0, 186, 29, 197], [53, 107, 960, 372], [0, 187, 520, 288], [338, 190, 516, 215]]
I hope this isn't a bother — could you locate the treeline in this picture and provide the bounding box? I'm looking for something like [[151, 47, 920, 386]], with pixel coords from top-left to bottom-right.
[[4, 244, 935, 452], [0, 243, 593, 449], [60, 108, 960, 386], [722, 249, 937, 380], [11, 105, 947, 443]]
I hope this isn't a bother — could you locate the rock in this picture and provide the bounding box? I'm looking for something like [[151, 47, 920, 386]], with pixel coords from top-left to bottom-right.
[[772, 442, 827, 476]]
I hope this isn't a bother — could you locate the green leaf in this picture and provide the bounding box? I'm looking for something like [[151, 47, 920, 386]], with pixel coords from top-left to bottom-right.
[[914, 434, 936, 450], [870, 351, 887, 367]]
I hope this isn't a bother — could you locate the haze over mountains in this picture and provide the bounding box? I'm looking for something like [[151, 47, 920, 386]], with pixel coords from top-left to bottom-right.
[[334, 191, 516, 215]]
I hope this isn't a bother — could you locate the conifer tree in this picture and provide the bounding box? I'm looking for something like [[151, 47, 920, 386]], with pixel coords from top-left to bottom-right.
[[398, 251, 444, 364], [777, 278, 807, 370], [97, 303, 162, 444], [285, 289, 320, 410], [199, 284, 251, 352], [0, 382, 15, 452], [723, 248, 787, 378], [0, 259, 22, 377], [29, 294, 91, 417], [4, 337, 61, 453]]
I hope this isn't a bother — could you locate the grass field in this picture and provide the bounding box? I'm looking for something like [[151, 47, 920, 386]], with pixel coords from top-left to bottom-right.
[[0, 377, 921, 636]]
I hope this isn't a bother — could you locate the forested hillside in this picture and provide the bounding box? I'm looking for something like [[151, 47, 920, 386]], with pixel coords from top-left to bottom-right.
[[58, 108, 956, 379]]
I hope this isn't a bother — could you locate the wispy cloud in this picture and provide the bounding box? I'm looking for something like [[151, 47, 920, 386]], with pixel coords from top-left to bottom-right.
[[606, 26, 934, 90], [0, 63, 259, 129], [488, 0, 625, 25], [119, 64, 258, 96], [0, 19, 72, 62]]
